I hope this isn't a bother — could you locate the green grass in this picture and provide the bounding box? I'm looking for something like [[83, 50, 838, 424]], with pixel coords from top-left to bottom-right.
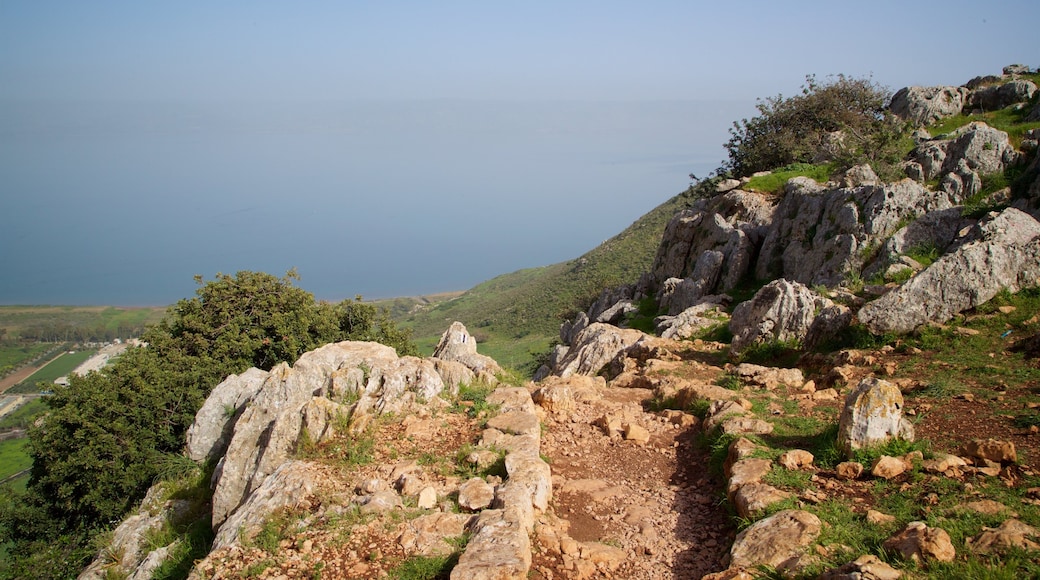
[[744, 162, 836, 194], [0, 398, 48, 430], [7, 348, 98, 394], [0, 438, 32, 481], [0, 305, 166, 342], [389, 553, 460, 580], [0, 343, 55, 372]]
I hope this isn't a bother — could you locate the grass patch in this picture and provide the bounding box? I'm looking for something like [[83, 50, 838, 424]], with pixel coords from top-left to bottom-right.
[[744, 162, 836, 194], [0, 438, 31, 481], [389, 553, 460, 580], [0, 398, 48, 430], [7, 348, 99, 394], [735, 339, 802, 367]]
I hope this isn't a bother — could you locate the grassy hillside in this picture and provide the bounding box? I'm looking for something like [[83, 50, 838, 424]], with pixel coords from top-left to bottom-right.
[[394, 189, 692, 372]]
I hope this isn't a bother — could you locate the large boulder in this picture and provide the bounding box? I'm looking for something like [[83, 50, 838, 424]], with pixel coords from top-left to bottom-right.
[[729, 279, 828, 354], [889, 85, 969, 125], [911, 122, 1018, 201], [968, 80, 1037, 111], [837, 378, 914, 457], [655, 295, 729, 340], [433, 321, 502, 378], [862, 207, 975, 281], [859, 208, 1040, 334], [755, 178, 952, 287], [552, 323, 645, 377]]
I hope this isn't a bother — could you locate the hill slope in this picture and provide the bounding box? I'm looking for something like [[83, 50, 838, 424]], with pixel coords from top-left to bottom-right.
[[393, 189, 691, 369]]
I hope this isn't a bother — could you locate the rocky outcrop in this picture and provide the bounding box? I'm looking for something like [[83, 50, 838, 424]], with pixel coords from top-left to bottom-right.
[[210, 341, 458, 529], [755, 178, 951, 286], [433, 321, 502, 379], [967, 80, 1037, 112], [655, 295, 729, 340], [185, 367, 269, 463], [883, 522, 956, 563], [889, 85, 969, 125], [859, 208, 1040, 334], [909, 122, 1018, 201], [650, 190, 775, 303], [837, 378, 914, 457], [729, 279, 827, 354], [551, 323, 645, 377], [79, 485, 195, 580]]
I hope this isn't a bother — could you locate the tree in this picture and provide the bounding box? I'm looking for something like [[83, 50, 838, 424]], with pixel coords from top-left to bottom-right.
[[724, 74, 905, 178], [0, 270, 416, 579]]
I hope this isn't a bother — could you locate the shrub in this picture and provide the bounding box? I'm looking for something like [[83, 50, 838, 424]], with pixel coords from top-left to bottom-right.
[[725, 75, 906, 178]]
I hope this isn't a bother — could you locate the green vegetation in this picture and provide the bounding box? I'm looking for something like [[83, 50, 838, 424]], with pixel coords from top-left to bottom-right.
[[397, 191, 687, 372], [0, 305, 166, 343], [0, 343, 55, 377], [744, 162, 836, 194], [0, 439, 31, 482], [0, 270, 417, 580], [389, 553, 460, 580], [724, 74, 908, 178], [0, 399, 48, 431], [6, 348, 97, 394]]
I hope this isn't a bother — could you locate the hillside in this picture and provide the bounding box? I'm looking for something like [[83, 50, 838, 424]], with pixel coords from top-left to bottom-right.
[[394, 191, 689, 369]]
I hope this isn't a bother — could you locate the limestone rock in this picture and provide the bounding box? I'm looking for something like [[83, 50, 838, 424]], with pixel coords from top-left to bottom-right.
[[867, 509, 897, 526], [755, 178, 951, 287], [871, 455, 907, 480], [729, 279, 825, 354], [921, 452, 969, 474], [210, 342, 448, 528], [360, 490, 403, 514], [655, 295, 729, 339], [211, 460, 321, 552], [185, 367, 269, 462], [819, 554, 903, 580], [836, 461, 864, 480], [727, 458, 773, 496], [433, 321, 502, 377], [450, 509, 531, 580], [458, 477, 496, 511], [967, 519, 1040, 554], [623, 422, 651, 444], [398, 512, 474, 556], [552, 323, 645, 377], [720, 416, 774, 436], [586, 284, 637, 324], [963, 438, 1017, 464], [911, 122, 1018, 191], [78, 485, 190, 580], [733, 482, 792, 519], [837, 378, 914, 457], [417, 487, 438, 509], [883, 522, 956, 563], [804, 304, 853, 351], [486, 411, 540, 437], [704, 399, 748, 432], [968, 80, 1037, 111], [778, 449, 814, 470], [890, 85, 969, 125], [732, 363, 804, 390], [560, 312, 590, 346], [859, 208, 1040, 334], [728, 510, 822, 572]]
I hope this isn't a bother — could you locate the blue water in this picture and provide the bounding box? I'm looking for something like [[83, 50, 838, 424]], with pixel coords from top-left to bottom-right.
[[0, 99, 747, 305]]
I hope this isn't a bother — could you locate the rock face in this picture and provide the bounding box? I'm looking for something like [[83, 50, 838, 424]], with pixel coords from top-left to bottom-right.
[[837, 378, 914, 457], [186, 367, 269, 462], [859, 208, 1040, 334], [755, 178, 951, 286], [968, 80, 1037, 111], [889, 85, 969, 125], [650, 190, 775, 303], [910, 122, 1019, 201], [655, 295, 729, 340], [729, 279, 826, 354]]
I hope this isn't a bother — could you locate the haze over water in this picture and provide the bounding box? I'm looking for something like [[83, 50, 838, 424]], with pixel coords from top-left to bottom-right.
[[2, 1, 1034, 306], [0, 99, 741, 305]]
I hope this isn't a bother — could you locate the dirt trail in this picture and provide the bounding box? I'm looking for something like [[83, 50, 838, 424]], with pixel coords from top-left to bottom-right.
[[534, 385, 734, 579]]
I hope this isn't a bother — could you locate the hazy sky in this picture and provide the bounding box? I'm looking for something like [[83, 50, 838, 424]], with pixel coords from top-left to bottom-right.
[[1, 1, 1037, 305]]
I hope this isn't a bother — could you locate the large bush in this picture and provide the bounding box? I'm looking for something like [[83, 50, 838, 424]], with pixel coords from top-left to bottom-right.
[[725, 74, 906, 178], [0, 270, 415, 579]]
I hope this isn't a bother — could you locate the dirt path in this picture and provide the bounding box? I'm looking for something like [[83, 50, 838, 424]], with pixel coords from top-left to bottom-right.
[[0, 356, 57, 393], [534, 385, 734, 579]]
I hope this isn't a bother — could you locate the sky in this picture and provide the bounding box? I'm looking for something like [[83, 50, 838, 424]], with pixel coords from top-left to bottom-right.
[[1, 1, 1037, 305]]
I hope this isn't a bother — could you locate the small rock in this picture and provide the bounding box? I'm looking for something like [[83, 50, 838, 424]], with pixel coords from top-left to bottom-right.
[[819, 554, 902, 580], [417, 487, 438, 509], [883, 521, 956, 563], [457, 478, 495, 511], [963, 438, 1017, 464], [778, 449, 814, 470], [623, 423, 651, 445], [866, 509, 896, 526], [871, 456, 907, 480], [967, 519, 1040, 554], [836, 461, 864, 480]]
